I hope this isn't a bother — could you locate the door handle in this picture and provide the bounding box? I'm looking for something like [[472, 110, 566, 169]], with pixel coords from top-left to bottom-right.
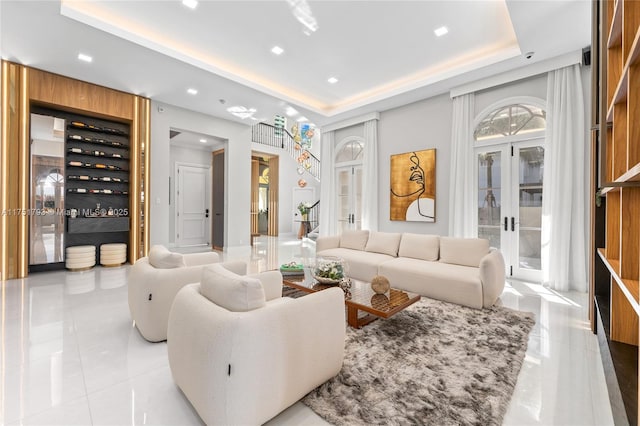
[[504, 217, 508, 231], [511, 217, 515, 232]]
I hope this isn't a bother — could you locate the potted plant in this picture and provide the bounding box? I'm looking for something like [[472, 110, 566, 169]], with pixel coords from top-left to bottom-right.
[[297, 201, 312, 221]]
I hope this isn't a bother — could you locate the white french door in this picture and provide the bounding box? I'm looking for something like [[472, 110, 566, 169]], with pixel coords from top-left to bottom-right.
[[336, 165, 362, 233], [476, 138, 544, 282]]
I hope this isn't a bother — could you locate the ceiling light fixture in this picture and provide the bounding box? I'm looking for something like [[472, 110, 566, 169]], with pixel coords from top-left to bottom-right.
[[327, 77, 338, 84], [271, 46, 284, 55], [200, 138, 207, 143], [182, 0, 198, 10], [286, 0, 319, 33], [187, 88, 198, 95], [297, 116, 308, 122], [77, 53, 92, 63], [227, 106, 257, 119], [434, 26, 448, 37]]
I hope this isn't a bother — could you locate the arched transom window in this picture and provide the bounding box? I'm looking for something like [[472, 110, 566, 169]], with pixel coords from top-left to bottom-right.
[[335, 139, 363, 164], [474, 104, 546, 141]]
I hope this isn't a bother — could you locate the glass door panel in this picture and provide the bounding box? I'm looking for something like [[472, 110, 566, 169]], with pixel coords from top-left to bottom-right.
[[30, 114, 66, 266], [337, 168, 351, 233], [354, 167, 363, 231], [515, 145, 544, 276], [477, 150, 503, 250], [335, 165, 362, 232]]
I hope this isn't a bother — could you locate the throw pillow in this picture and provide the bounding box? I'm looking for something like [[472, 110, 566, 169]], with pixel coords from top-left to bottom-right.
[[439, 237, 490, 267], [148, 245, 186, 269], [339, 230, 370, 251], [398, 233, 439, 261], [365, 232, 402, 256], [200, 263, 266, 312]]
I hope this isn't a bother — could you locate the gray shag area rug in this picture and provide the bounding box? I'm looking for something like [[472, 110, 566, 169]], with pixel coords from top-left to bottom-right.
[[301, 296, 535, 426]]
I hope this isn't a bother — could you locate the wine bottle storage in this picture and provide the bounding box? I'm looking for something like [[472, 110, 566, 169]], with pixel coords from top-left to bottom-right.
[[30, 106, 132, 262], [67, 147, 127, 159]]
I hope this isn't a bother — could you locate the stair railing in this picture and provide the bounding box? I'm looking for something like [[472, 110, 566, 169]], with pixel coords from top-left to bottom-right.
[[251, 122, 320, 181]]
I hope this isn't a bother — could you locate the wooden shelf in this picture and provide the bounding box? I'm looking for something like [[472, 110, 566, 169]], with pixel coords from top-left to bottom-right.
[[601, 186, 621, 195], [607, 70, 628, 121], [599, 248, 640, 315], [608, 0, 623, 47], [630, 26, 640, 65]]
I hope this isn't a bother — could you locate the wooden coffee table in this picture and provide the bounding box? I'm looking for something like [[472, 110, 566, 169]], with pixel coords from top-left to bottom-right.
[[283, 273, 420, 328]]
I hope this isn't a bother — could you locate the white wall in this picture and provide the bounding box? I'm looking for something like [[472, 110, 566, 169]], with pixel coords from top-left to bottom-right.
[[250, 142, 320, 234], [168, 145, 213, 244], [378, 93, 453, 235], [321, 69, 589, 237], [150, 102, 251, 248]]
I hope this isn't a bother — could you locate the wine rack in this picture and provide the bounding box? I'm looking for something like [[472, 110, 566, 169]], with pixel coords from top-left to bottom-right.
[[29, 105, 133, 264]]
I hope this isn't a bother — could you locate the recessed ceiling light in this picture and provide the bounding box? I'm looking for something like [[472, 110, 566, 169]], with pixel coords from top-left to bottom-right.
[[182, 0, 198, 9], [271, 46, 284, 55], [77, 53, 92, 63], [285, 106, 298, 116], [200, 138, 207, 143], [187, 88, 198, 95], [327, 77, 338, 84], [434, 26, 448, 37], [297, 116, 308, 122]]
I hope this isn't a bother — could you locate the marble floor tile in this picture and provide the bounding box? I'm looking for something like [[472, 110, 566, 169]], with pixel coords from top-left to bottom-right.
[[0, 236, 615, 425]]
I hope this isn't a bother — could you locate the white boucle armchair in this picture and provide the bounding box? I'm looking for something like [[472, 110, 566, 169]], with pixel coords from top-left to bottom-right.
[[167, 266, 345, 426], [127, 245, 246, 342]]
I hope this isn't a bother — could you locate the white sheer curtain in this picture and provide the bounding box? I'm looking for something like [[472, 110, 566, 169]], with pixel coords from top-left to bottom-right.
[[448, 93, 476, 238], [319, 130, 336, 236], [362, 119, 379, 231], [541, 64, 587, 292]]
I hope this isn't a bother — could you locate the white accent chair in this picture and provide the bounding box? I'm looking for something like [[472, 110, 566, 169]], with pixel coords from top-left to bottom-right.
[[167, 264, 346, 425], [128, 245, 245, 342]]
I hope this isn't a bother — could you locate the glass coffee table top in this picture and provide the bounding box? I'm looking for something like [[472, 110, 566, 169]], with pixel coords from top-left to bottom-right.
[[283, 269, 420, 328]]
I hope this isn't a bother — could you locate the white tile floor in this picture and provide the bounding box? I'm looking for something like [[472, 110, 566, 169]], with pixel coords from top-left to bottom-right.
[[0, 236, 614, 425]]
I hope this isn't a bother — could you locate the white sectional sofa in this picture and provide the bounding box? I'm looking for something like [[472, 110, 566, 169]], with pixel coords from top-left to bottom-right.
[[316, 230, 506, 309]]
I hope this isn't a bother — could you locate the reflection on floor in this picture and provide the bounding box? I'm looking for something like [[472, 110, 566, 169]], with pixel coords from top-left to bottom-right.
[[1, 236, 614, 425]]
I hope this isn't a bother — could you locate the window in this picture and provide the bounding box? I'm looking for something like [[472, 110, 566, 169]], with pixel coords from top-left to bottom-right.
[[474, 104, 546, 141]]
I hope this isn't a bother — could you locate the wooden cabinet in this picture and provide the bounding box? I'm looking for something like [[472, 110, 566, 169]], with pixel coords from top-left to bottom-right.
[[593, 1, 640, 424]]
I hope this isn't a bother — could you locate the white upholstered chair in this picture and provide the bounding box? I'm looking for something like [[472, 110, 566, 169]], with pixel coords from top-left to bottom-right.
[[127, 245, 245, 342], [167, 263, 346, 425]]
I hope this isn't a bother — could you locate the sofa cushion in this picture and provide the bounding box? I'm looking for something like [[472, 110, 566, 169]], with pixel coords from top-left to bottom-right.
[[439, 237, 489, 268], [200, 263, 266, 312], [379, 257, 483, 309], [317, 247, 394, 282], [365, 232, 402, 257], [148, 245, 186, 269], [398, 233, 439, 261], [339, 230, 370, 251]]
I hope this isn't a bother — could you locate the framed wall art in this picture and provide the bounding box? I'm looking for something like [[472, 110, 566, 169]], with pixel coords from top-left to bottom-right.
[[390, 148, 436, 222]]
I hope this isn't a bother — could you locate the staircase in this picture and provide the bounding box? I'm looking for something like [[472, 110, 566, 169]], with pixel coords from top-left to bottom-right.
[[251, 122, 320, 181]]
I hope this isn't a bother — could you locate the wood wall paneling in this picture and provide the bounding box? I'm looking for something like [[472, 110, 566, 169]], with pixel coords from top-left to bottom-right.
[[29, 68, 134, 121], [268, 157, 279, 236], [1, 62, 149, 278], [251, 160, 259, 235]]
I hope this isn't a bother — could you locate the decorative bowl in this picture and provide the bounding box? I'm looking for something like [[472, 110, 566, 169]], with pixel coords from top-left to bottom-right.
[[313, 256, 347, 285]]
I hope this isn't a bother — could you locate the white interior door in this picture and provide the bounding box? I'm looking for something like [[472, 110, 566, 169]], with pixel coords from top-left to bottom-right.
[[476, 138, 544, 282], [177, 164, 210, 247]]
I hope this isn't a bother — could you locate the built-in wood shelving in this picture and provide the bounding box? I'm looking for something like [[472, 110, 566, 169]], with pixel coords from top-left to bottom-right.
[[594, 1, 640, 424]]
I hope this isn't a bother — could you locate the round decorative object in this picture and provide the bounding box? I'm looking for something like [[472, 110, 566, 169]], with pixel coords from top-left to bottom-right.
[[371, 275, 390, 294], [297, 166, 305, 175], [371, 294, 391, 310], [298, 179, 307, 188], [313, 256, 347, 285]]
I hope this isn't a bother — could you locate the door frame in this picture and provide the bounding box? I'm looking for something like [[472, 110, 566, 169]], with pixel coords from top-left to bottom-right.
[[474, 132, 545, 282], [174, 161, 212, 247]]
